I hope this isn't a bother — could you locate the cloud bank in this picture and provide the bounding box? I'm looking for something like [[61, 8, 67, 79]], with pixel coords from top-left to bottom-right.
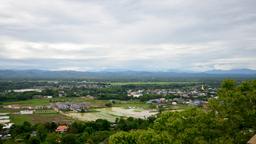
[[0, 0, 256, 71]]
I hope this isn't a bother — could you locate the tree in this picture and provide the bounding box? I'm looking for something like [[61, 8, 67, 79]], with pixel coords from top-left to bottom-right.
[[109, 131, 139, 144], [46, 133, 59, 144], [61, 134, 79, 144], [0, 124, 3, 131], [28, 137, 40, 144], [36, 124, 47, 142], [109, 80, 256, 144], [44, 122, 57, 132], [94, 119, 110, 131], [208, 80, 256, 143]]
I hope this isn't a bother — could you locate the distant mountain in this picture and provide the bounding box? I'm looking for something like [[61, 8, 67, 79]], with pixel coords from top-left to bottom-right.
[[0, 69, 255, 80], [205, 69, 256, 75]]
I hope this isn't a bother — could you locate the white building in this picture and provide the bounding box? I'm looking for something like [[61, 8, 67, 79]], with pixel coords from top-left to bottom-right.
[[20, 110, 34, 115], [0, 115, 10, 124], [45, 96, 53, 99], [13, 89, 42, 93]]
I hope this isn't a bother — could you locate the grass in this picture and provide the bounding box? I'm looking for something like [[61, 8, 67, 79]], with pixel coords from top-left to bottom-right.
[[111, 81, 199, 86], [113, 100, 152, 109], [165, 104, 194, 110], [0, 108, 20, 113], [3, 99, 51, 106], [10, 113, 73, 125], [2, 97, 109, 108]]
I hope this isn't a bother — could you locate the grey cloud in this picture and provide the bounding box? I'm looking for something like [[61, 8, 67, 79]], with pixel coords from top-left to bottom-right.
[[0, 0, 255, 71]]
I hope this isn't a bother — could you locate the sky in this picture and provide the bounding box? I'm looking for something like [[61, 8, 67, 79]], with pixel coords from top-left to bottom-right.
[[0, 0, 256, 72]]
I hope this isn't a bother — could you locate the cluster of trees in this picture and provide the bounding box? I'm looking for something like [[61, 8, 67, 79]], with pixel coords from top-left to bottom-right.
[[0, 91, 41, 101], [0, 116, 155, 144], [109, 80, 256, 143], [0, 89, 59, 102]]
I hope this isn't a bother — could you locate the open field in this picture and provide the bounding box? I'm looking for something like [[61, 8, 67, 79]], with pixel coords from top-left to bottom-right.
[[1, 97, 192, 124], [10, 112, 73, 125], [65, 107, 158, 122], [3, 99, 51, 106], [2, 97, 109, 108], [110, 81, 200, 86], [112, 100, 152, 109]]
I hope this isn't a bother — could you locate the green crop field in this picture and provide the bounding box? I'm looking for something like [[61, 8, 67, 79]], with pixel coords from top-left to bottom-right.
[[110, 81, 199, 86], [112, 100, 152, 109], [3, 99, 51, 106], [10, 113, 73, 125]]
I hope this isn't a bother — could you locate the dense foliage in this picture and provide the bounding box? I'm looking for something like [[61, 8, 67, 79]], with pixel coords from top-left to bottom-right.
[[109, 80, 256, 144], [0, 117, 155, 144]]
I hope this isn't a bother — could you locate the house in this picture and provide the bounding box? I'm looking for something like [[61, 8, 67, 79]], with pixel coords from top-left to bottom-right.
[[53, 102, 89, 112], [20, 110, 34, 115], [0, 114, 10, 124], [58, 91, 65, 97], [128, 91, 143, 98], [2, 123, 13, 129], [45, 96, 53, 99], [248, 134, 256, 144], [55, 125, 68, 133], [85, 95, 95, 99], [13, 89, 42, 93], [30, 131, 37, 137], [192, 100, 204, 106]]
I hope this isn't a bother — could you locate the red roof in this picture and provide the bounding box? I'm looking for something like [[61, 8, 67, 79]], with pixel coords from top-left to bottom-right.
[[55, 125, 68, 132]]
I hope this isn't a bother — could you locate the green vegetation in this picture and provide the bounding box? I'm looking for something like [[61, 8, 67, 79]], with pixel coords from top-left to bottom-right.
[[1, 80, 255, 144], [109, 80, 256, 144], [3, 99, 50, 106], [10, 113, 72, 125], [111, 81, 199, 86], [2, 117, 154, 144]]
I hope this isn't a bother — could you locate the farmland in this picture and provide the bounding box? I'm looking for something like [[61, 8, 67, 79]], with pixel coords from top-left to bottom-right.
[[110, 81, 200, 86], [0, 96, 191, 125], [10, 113, 72, 125], [65, 107, 158, 122]]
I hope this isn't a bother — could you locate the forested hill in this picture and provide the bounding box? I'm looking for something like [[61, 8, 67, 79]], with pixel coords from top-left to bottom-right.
[[0, 69, 256, 80]]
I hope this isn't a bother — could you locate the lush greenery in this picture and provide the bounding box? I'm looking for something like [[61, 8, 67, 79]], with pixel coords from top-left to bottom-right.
[[109, 80, 256, 144], [1, 80, 255, 143], [0, 117, 155, 144]]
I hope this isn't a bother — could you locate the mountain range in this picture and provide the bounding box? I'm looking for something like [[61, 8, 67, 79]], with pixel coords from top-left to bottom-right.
[[0, 69, 255, 80]]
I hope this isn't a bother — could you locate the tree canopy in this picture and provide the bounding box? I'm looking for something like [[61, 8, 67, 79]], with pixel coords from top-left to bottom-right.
[[109, 80, 256, 144]]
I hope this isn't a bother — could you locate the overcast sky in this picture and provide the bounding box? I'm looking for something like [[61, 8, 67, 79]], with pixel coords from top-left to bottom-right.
[[0, 0, 255, 71]]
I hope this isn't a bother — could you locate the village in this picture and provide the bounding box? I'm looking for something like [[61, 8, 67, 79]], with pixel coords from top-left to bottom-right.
[[0, 81, 217, 140]]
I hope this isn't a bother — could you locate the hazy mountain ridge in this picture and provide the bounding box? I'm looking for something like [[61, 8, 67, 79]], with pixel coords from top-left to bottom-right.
[[0, 69, 255, 80]]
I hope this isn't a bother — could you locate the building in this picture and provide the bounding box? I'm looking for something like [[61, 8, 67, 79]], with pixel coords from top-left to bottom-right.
[[2, 123, 13, 129], [248, 134, 256, 144], [53, 102, 89, 112], [45, 96, 53, 99], [0, 113, 10, 124], [172, 102, 177, 105], [55, 125, 68, 133], [128, 91, 143, 98], [20, 110, 34, 115], [13, 89, 42, 93]]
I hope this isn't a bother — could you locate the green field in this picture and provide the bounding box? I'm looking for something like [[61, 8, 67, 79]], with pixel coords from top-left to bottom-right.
[[2, 97, 109, 107], [2, 97, 192, 124], [10, 112, 73, 125], [111, 81, 199, 86], [3, 99, 51, 106], [112, 100, 153, 109]]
